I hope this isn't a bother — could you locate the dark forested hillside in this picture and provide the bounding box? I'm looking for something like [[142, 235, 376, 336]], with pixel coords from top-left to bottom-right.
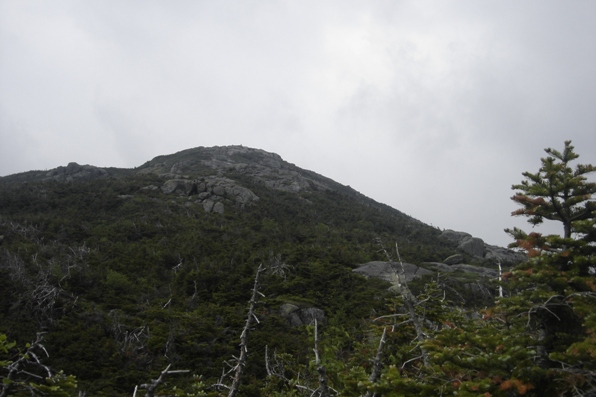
[[0, 146, 535, 396]]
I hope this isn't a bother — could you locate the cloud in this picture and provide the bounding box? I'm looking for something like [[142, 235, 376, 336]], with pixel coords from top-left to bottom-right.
[[1, 0, 594, 246]]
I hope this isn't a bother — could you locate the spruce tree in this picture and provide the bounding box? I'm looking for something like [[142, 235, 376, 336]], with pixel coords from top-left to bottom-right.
[[412, 141, 596, 396], [506, 140, 595, 246]]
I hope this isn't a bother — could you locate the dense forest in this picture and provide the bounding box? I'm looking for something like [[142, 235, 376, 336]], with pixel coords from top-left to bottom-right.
[[0, 142, 594, 396]]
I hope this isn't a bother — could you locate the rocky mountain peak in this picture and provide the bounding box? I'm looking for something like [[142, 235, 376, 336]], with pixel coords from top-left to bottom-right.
[[138, 145, 336, 194], [0, 145, 523, 259]]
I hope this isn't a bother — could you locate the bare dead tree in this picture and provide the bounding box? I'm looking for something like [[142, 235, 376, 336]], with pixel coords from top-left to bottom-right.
[[214, 264, 265, 397], [313, 319, 332, 397], [264, 345, 275, 378], [362, 327, 388, 397], [133, 364, 190, 397], [0, 333, 74, 397], [1, 238, 84, 328], [5, 220, 41, 241], [108, 310, 150, 355], [498, 262, 504, 298], [378, 240, 430, 368], [265, 320, 343, 396], [1, 333, 48, 397], [1, 250, 26, 281], [0, 250, 73, 327], [267, 251, 293, 281]]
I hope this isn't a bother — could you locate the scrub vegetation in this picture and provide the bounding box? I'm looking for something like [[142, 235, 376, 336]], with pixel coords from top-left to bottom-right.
[[0, 141, 594, 396]]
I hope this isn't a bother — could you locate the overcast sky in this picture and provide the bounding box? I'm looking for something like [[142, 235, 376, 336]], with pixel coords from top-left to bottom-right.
[[1, 1, 595, 247]]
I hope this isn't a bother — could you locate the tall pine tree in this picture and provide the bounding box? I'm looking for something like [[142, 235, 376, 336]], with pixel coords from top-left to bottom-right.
[[506, 140, 595, 252]]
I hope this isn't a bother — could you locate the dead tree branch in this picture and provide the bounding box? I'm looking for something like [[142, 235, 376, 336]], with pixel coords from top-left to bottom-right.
[[313, 319, 332, 397], [214, 264, 265, 397], [134, 364, 190, 397], [362, 327, 387, 397], [0, 333, 64, 397], [378, 240, 430, 368]]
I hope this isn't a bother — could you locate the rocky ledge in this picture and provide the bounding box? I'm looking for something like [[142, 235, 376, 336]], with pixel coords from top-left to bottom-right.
[[439, 229, 526, 265], [354, 260, 500, 304], [45, 162, 108, 182], [354, 261, 499, 284], [153, 175, 260, 214]]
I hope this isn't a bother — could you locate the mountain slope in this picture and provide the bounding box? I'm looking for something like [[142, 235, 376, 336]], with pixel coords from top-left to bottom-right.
[[1, 145, 411, 215], [0, 145, 523, 396]]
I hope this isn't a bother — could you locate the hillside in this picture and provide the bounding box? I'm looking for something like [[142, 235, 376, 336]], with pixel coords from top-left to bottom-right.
[[0, 145, 524, 396]]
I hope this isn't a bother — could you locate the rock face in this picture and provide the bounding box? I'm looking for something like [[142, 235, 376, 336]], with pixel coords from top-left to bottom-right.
[[45, 162, 108, 182], [279, 303, 326, 327], [439, 230, 486, 257], [459, 237, 485, 257], [484, 244, 527, 265], [158, 175, 260, 213], [355, 260, 500, 305], [160, 179, 196, 195], [422, 262, 499, 278], [439, 229, 526, 265], [439, 230, 472, 243], [148, 146, 349, 213]]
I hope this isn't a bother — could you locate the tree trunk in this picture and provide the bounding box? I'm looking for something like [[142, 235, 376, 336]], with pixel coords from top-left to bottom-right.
[[391, 246, 430, 368], [363, 327, 387, 397], [228, 264, 265, 397]]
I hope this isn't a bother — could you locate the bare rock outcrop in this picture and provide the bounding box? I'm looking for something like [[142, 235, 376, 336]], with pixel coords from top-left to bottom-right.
[[484, 244, 527, 265], [279, 303, 326, 327], [422, 262, 499, 278], [159, 175, 259, 213], [355, 260, 500, 305], [458, 236, 486, 257], [439, 229, 526, 265], [45, 162, 108, 182], [160, 179, 197, 195], [141, 145, 334, 194]]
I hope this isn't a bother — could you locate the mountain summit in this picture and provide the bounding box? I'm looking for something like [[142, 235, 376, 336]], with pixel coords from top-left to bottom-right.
[[138, 145, 338, 193], [3, 145, 346, 192], [1, 145, 521, 263], [0, 144, 526, 395]]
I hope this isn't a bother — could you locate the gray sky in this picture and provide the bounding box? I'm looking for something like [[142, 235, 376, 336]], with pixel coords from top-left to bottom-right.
[[1, 1, 595, 247]]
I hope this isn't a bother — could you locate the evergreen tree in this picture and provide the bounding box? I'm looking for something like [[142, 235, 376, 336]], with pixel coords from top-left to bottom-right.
[[418, 141, 596, 396], [506, 140, 595, 246], [499, 141, 596, 395], [506, 140, 596, 275]]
